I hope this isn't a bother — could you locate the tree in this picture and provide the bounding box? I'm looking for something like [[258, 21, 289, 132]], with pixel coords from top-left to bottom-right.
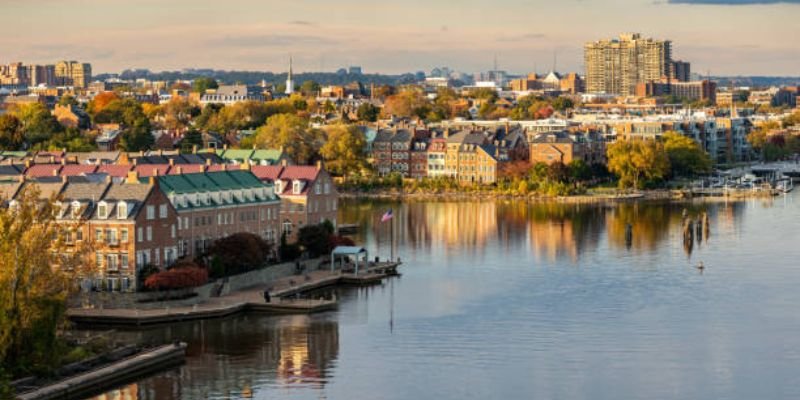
[[747, 121, 780, 160], [568, 159, 592, 182], [607, 139, 671, 189], [57, 95, 78, 107], [160, 97, 200, 131], [42, 127, 97, 152], [119, 117, 154, 151], [662, 131, 712, 177], [382, 88, 431, 119], [320, 124, 367, 177], [356, 103, 380, 122], [207, 233, 272, 278], [179, 129, 204, 153], [192, 77, 219, 94], [10, 103, 62, 146], [250, 114, 321, 164], [551, 97, 574, 112], [0, 114, 23, 150], [86, 91, 120, 117], [300, 80, 321, 96], [0, 186, 89, 382], [298, 222, 335, 257]]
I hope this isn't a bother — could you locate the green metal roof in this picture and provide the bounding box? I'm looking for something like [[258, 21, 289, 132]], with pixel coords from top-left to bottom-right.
[[153, 170, 278, 210], [251, 149, 282, 163], [218, 149, 254, 161]]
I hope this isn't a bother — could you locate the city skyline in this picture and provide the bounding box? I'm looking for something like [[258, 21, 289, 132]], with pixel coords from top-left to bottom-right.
[[2, 0, 799, 76]]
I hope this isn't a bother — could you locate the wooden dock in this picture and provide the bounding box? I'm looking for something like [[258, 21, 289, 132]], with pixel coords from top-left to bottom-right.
[[68, 262, 400, 327], [17, 343, 187, 400]]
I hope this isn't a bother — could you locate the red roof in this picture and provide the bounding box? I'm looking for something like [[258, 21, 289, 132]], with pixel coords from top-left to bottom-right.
[[135, 164, 171, 177], [60, 164, 98, 176], [168, 164, 205, 175], [25, 164, 62, 177], [279, 166, 320, 181], [205, 164, 239, 172], [250, 165, 283, 181], [98, 164, 133, 177]]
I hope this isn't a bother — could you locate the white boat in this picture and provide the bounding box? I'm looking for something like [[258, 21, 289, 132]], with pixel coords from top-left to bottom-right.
[[776, 180, 794, 193]]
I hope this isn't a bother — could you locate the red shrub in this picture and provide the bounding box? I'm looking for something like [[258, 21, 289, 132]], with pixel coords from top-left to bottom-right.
[[144, 267, 208, 291]]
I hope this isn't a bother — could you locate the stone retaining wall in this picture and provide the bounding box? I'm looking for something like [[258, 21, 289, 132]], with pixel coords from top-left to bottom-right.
[[69, 258, 327, 310]]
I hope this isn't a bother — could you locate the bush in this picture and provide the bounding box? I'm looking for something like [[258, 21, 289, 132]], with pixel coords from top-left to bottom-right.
[[144, 266, 208, 291], [298, 223, 333, 257], [207, 232, 272, 278], [279, 232, 302, 261], [329, 235, 356, 249]]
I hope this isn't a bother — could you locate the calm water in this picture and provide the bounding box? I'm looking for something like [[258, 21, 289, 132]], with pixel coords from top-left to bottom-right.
[[93, 194, 800, 400]]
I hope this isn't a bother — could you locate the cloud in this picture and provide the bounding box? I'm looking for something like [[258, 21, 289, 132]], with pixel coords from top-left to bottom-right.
[[208, 34, 337, 48], [668, 0, 799, 4]]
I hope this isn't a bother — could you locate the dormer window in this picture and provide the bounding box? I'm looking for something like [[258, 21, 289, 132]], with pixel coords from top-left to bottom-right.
[[71, 201, 81, 218], [117, 201, 128, 219], [97, 201, 108, 219], [293, 180, 303, 195], [275, 180, 284, 193]]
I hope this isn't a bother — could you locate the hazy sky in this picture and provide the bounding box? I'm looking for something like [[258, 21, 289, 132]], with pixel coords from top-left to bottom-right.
[[2, 0, 799, 76]]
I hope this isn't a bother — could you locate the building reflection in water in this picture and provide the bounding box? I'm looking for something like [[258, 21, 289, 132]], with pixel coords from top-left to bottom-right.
[[340, 198, 746, 263], [91, 315, 339, 400]]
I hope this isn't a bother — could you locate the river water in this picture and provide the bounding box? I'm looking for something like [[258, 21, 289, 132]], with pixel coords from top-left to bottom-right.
[[93, 194, 800, 400]]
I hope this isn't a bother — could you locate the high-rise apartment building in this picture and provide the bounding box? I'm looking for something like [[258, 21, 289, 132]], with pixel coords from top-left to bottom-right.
[[670, 60, 691, 82], [584, 33, 672, 96], [55, 60, 92, 88]]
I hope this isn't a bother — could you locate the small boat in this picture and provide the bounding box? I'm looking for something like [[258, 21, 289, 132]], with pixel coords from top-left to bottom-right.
[[776, 180, 794, 193]]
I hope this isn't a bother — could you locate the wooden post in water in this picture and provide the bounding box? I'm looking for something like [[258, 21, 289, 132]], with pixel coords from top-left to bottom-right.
[[625, 223, 633, 249], [702, 212, 710, 243]]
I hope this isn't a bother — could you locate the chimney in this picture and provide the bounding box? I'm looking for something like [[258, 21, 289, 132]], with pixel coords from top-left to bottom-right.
[[61, 158, 67, 166], [139, 150, 144, 156], [132, 158, 138, 166], [18, 175, 25, 183], [158, 149, 163, 156], [105, 174, 112, 184], [316, 160, 322, 171], [505, 120, 510, 134], [119, 153, 129, 165], [444, 127, 450, 139], [53, 168, 59, 177], [205, 158, 212, 166], [252, 144, 257, 150], [176, 166, 183, 174], [126, 170, 139, 184], [192, 145, 198, 154], [152, 167, 159, 176], [61, 174, 68, 183], [169, 158, 174, 166], [240, 161, 251, 171], [25, 160, 31, 169], [223, 144, 228, 150], [148, 176, 156, 186], [49, 155, 55, 163], [281, 159, 288, 167]]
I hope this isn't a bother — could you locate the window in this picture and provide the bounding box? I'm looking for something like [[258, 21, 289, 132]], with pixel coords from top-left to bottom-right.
[[76, 229, 83, 242], [137, 227, 143, 243], [184, 217, 189, 228], [171, 224, 176, 239], [117, 202, 127, 219], [324, 182, 330, 194], [293, 180, 302, 194], [146, 205, 155, 220], [154, 248, 160, 266], [177, 217, 182, 230], [106, 228, 117, 245], [146, 226, 152, 241], [107, 254, 118, 271], [97, 202, 108, 219], [315, 183, 321, 195], [282, 221, 292, 235], [95, 228, 102, 241], [159, 204, 167, 219], [95, 251, 102, 268], [121, 253, 129, 269]]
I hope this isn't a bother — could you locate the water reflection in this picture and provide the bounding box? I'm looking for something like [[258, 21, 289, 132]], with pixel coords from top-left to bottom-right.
[[341, 199, 748, 263], [90, 315, 338, 400]]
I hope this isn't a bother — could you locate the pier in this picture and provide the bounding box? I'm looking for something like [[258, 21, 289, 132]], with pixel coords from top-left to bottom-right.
[[68, 261, 400, 327]]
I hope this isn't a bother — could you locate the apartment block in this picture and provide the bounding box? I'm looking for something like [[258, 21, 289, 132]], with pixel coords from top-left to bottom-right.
[[585, 33, 672, 96]]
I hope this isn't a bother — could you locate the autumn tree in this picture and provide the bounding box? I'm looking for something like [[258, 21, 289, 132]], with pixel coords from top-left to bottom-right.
[[248, 113, 321, 164], [382, 88, 431, 119], [662, 131, 712, 177], [320, 124, 367, 177], [0, 186, 89, 383], [0, 114, 23, 150], [300, 80, 321, 96], [86, 91, 120, 116], [607, 139, 671, 189], [207, 232, 272, 278], [159, 97, 201, 131]]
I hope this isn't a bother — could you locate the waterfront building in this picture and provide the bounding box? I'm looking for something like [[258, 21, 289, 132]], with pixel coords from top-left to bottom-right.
[[528, 131, 605, 165], [372, 127, 414, 177], [251, 162, 338, 242], [584, 33, 672, 95], [154, 169, 281, 259], [426, 135, 448, 178]]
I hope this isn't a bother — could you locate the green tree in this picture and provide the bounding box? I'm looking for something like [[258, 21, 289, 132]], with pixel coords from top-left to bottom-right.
[[119, 118, 154, 151], [607, 139, 671, 189], [42, 127, 97, 152], [179, 129, 204, 153], [11, 103, 62, 146], [250, 114, 321, 164], [57, 95, 79, 107], [662, 131, 712, 177], [320, 124, 367, 177], [747, 121, 779, 157], [300, 80, 321, 96], [356, 103, 380, 122], [192, 77, 219, 94], [551, 97, 574, 112]]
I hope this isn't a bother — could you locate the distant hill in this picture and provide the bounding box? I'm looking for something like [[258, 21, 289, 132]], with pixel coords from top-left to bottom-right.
[[712, 76, 800, 88]]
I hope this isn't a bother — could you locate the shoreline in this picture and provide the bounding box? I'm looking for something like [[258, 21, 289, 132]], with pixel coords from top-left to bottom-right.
[[339, 189, 780, 203]]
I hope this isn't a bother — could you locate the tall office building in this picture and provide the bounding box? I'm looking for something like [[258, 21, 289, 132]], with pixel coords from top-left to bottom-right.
[[55, 60, 92, 88], [670, 60, 691, 82], [584, 33, 672, 96]]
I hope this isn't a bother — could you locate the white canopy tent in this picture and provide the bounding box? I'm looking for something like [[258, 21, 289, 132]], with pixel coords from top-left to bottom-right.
[[330, 246, 369, 275]]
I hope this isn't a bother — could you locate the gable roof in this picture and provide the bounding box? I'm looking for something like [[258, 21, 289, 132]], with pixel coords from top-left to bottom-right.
[[25, 164, 62, 178], [61, 164, 98, 176], [98, 164, 133, 178]]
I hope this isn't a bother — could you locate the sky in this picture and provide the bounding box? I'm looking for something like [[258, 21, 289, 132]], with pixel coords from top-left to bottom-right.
[[1, 0, 799, 76]]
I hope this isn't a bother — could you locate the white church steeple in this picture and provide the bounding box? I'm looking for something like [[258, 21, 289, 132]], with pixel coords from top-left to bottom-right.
[[285, 55, 294, 95]]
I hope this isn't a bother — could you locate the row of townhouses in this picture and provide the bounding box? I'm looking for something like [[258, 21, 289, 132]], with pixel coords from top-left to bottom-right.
[[0, 161, 337, 292]]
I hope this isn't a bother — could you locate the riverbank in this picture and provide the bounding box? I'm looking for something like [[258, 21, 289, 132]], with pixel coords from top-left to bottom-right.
[[339, 188, 779, 202], [68, 261, 400, 327]]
